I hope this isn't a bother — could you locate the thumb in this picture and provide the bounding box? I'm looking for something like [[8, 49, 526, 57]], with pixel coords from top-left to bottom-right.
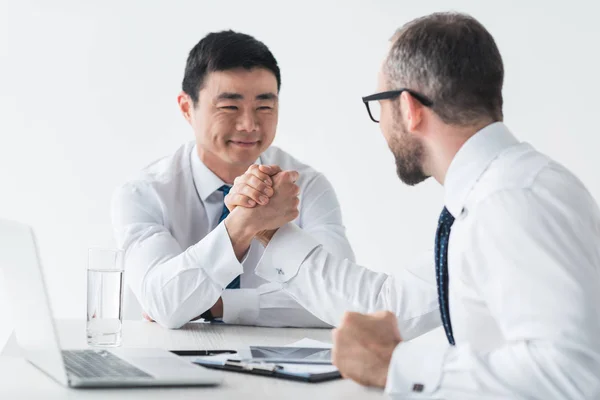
[[258, 164, 282, 176]]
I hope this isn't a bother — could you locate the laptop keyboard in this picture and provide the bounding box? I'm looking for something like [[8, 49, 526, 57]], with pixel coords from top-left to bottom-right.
[[62, 350, 153, 379]]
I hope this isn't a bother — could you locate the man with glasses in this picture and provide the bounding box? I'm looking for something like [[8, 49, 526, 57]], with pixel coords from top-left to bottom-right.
[[111, 30, 355, 329], [227, 12, 600, 399]]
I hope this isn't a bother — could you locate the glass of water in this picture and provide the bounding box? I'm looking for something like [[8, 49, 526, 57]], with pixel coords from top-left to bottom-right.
[[87, 248, 124, 347]]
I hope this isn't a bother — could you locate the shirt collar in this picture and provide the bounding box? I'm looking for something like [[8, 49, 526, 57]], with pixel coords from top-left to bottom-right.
[[190, 145, 262, 202], [444, 122, 519, 217]]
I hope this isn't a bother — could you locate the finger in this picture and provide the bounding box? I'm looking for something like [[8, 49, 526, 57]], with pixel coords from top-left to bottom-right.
[[332, 328, 339, 341], [280, 182, 300, 197], [237, 168, 274, 189], [340, 311, 359, 327], [226, 193, 257, 208], [280, 170, 300, 183], [258, 164, 282, 177], [286, 209, 300, 221], [240, 184, 270, 205], [224, 194, 237, 212], [248, 168, 275, 187], [246, 175, 275, 197]]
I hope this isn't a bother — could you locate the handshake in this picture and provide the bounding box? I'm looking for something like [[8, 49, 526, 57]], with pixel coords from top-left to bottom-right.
[[224, 165, 300, 252]]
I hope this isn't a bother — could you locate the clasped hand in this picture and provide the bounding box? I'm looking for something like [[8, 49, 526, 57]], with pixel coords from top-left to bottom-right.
[[225, 164, 300, 242]]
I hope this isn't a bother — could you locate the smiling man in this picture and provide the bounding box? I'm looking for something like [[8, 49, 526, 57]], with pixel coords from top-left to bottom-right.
[[111, 31, 354, 329]]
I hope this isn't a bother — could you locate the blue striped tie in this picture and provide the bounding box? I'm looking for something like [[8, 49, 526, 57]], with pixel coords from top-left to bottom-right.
[[435, 206, 455, 345], [217, 185, 240, 289]]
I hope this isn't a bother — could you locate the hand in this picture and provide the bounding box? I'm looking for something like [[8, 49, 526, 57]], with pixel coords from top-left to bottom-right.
[[145, 297, 224, 323], [224, 169, 300, 258], [332, 311, 402, 388], [208, 297, 223, 319], [227, 169, 300, 234], [142, 312, 154, 322], [225, 165, 281, 211]]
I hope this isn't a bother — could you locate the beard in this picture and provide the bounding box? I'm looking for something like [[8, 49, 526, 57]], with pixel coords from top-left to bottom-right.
[[389, 114, 429, 186]]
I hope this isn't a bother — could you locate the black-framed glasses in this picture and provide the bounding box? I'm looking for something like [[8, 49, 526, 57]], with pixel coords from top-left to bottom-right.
[[362, 89, 434, 123]]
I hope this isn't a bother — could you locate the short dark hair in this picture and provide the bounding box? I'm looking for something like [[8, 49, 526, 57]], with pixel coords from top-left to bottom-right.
[[386, 12, 504, 125], [182, 30, 281, 104]]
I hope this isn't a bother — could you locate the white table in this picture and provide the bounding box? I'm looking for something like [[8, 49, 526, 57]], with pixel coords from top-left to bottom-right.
[[0, 320, 401, 399]]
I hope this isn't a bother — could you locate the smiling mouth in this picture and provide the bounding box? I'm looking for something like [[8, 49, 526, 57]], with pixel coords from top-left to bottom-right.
[[229, 140, 260, 147]]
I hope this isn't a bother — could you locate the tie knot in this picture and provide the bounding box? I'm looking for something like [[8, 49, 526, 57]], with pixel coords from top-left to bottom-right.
[[439, 206, 455, 226], [218, 185, 231, 196]]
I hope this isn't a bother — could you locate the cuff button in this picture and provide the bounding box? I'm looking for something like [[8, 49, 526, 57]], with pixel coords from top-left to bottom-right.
[[412, 383, 424, 392]]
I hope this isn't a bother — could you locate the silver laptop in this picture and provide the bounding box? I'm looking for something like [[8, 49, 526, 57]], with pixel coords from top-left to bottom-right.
[[0, 218, 223, 388]]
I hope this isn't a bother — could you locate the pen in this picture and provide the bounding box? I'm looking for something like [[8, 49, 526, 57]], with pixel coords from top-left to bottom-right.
[[170, 350, 237, 356]]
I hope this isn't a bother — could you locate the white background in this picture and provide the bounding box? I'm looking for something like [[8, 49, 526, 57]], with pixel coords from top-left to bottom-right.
[[1, 0, 599, 349]]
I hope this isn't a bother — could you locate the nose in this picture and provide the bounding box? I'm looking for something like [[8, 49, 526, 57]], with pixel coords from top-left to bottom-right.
[[236, 109, 258, 133]]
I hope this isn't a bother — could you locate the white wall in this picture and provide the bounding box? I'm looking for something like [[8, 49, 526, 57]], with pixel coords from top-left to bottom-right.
[[1, 0, 599, 349]]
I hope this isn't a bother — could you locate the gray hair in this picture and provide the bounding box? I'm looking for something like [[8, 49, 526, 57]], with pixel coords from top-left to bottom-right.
[[386, 12, 504, 126]]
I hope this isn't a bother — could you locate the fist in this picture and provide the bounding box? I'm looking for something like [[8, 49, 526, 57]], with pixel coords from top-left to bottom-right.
[[332, 311, 402, 388], [230, 169, 300, 235], [225, 165, 281, 211]]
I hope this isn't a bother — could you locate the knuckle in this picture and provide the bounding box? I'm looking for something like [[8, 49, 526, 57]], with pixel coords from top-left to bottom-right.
[[241, 187, 252, 197], [252, 176, 264, 190], [341, 311, 356, 325], [253, 172, 265, 183]]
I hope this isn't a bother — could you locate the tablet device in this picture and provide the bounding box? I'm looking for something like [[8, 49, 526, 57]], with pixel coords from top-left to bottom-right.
[[246, 346, 333, 365]]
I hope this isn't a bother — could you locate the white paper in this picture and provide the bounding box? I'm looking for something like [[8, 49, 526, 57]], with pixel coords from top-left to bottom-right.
[[192, 338, 338, 376], [285, 338, 333, 349], [191, 337, 335, 375]]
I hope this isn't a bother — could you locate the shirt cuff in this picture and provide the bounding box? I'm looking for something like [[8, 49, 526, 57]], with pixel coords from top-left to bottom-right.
[[221, 288, 259, 325], [255, 223, 320, 283], [385, 338, 450, 397], [240, 239, 257, 266], [189, 222, 243, 289]]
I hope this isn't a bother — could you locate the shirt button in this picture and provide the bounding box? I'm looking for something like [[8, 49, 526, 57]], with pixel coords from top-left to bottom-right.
[[276, 268, 284, 275], [460, 207, 469, 219]]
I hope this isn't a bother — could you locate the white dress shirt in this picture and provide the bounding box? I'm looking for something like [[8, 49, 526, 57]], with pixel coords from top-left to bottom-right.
[[255, 122, 600, 399], [111, 142, 355, 329]]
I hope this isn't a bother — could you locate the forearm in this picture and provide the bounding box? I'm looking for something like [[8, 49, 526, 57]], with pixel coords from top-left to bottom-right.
[[253, 286, 331, 328], [142, 266, 222, 329], [278, 249, 439, 336], [255, 224, 440, 335], [127, 224, 243, 329], [387, 339, 600, 399], [224, 210, 257, 260]]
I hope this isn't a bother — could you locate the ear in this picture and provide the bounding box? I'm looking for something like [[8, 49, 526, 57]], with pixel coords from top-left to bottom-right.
[[400, 91, 424, 132], [177, 91, 194, 123]]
